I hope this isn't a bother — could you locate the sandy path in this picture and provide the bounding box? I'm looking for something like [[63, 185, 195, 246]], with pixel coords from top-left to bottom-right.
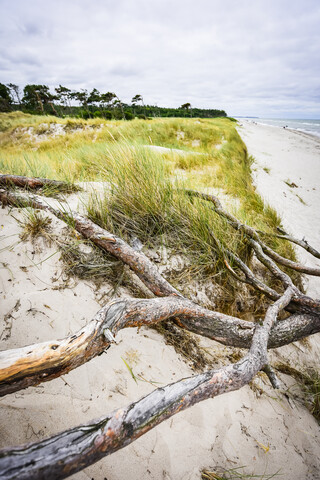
[[1, 125, 320, 479]]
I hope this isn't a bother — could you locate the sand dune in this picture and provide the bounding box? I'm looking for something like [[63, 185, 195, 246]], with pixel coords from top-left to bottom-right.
[[1, 123, 320, 479]]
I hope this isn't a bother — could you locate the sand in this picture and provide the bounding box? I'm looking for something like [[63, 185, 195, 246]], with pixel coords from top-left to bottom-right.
[[238, 120, 320, 298], [1, 123, 320, 479]]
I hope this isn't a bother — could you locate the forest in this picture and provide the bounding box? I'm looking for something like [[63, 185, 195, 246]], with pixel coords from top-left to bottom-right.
[[0, 83, 227, 119]]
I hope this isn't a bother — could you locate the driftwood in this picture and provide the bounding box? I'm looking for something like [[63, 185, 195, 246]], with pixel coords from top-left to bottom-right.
[[0, 289, 294, 480], [186, 189, 320, 276], [0, 177, 319, 479], [1, 295, 319, 397], [0, 174, 74, 191], [0, 186, 320, 397]]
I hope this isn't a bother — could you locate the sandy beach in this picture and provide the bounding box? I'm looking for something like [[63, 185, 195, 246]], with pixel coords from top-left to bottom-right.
[[238, 121, 320, 299], [1, 123, 320, 479]]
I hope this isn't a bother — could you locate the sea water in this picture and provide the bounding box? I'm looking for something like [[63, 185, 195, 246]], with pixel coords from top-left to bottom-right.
[[237, 118, 320, 138]]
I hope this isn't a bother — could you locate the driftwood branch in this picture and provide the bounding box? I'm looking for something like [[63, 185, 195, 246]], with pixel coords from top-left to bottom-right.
[[270, 228, 320, 259], [0, 178, 319, 479], [0, 186, 319, 397], [0, 188, 180, 297], [0, 174, 75, 191], [0, 296, 247, 396], [1, 294, 319, 397], [186, 189, 320, 276], [0, 289, 294, 480]]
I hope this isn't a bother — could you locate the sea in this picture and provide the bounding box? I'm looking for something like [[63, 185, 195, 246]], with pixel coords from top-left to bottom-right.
[[236, 118, 320, 139]]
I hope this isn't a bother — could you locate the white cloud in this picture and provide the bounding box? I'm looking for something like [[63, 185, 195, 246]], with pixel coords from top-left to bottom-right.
[[0, 0, 319, 117]]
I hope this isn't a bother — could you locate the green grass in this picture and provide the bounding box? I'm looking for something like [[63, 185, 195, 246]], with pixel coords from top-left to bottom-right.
[[59, 239, 121, 283], [86, 142, 244, 281], [0, 112, 299, 308]]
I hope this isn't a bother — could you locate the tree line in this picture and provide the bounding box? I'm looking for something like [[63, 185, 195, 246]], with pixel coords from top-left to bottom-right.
[[0, 83, 227, 119]]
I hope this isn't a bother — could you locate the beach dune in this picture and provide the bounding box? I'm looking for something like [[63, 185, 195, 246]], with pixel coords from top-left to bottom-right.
[[0, 122, 320, 479]]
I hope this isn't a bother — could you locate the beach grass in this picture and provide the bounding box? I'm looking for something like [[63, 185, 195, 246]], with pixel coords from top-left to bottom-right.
[[275, 362, 320, 422], [0, 111, 298, 299]]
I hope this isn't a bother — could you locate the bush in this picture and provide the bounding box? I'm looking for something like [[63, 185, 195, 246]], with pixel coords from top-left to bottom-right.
[[103, 110, 112, 120], [80, 110, 91, 119], [124, 111, 134, 120], [93, 110, 102, 118]]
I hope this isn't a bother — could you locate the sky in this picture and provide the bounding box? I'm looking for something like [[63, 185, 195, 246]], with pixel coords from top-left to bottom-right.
[[0, 0, 319, 118]]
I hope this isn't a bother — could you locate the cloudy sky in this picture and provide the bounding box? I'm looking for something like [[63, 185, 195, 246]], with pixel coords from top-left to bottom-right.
[[0, 0, 319, 117]]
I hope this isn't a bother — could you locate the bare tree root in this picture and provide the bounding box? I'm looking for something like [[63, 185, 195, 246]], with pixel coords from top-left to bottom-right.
[[262, 227, 320, 259], [249, 239, 320, 312], [0, 289, 294, 480], [0, 188, 180, 297], [0, 296, 248, 396]]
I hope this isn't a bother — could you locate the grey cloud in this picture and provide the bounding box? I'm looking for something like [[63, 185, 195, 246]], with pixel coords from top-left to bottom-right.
[[0, 0, 319, 117], [18, 22, 43, 36]]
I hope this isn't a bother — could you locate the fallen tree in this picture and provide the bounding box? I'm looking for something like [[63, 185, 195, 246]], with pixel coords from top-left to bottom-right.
[[0, 176, 319, 479]]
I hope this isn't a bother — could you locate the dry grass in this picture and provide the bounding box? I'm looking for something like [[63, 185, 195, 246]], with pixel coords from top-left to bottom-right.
[[202, 467, 280, 479], [59, 240, 121, 284], [19, 209, 52, 241], [274, 362, 320, 422]]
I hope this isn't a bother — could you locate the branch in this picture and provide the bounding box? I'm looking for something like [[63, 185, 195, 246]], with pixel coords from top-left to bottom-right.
[[0, 296, 255, 397], [0, 174, 76, 192], [259, 227, 320, 260], [0, 188, 180, 297], [186, 190, 320, 276], [1, 295, 319, 397], [250, 239, 320, 313], [0, 290, 294, 480], [1, 186, 319, 396]]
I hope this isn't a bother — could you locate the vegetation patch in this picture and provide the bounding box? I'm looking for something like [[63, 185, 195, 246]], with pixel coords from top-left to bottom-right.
[[59, 240, 121, 284], [0, 112, 300, 313], [18, 209, 52, 241], [202, 467, 280, 479], [275, 362, 320, 422]]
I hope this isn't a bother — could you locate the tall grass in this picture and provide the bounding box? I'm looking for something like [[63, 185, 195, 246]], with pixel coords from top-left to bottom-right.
[[0, 112, 297, 285], [86, 142, 242, 280]]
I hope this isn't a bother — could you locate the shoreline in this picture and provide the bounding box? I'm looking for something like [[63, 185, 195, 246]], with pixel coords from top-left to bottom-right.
[[236, 117, 320, 141]]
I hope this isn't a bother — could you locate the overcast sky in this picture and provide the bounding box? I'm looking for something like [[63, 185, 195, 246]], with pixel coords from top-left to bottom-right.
[[0, 0, 319, 117]]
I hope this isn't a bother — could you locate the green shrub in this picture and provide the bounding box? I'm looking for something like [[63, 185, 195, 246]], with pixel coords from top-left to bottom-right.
[[124, 111, 134, 120], [103, 110, 112, 120]]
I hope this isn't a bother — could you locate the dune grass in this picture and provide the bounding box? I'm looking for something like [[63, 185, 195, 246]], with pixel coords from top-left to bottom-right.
[[17, 209, 52, 241], [275, 363, 320, 422], [0, 111, 297, 293], [201, 467, 280, 479], [85, 142, 245, 282]]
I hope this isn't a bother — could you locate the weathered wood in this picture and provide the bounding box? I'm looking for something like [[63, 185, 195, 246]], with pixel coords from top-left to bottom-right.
[[1, 188, 317, 314], [0, 188, 180, 297], [1, 294, 319, 397], [0, 174, 74, 190], [186, 189, 320, 276], [261, 241, 320, 276], [261, 228, 320, 260], [0, 290, 294, 480], [1, 186, 320, 397]]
